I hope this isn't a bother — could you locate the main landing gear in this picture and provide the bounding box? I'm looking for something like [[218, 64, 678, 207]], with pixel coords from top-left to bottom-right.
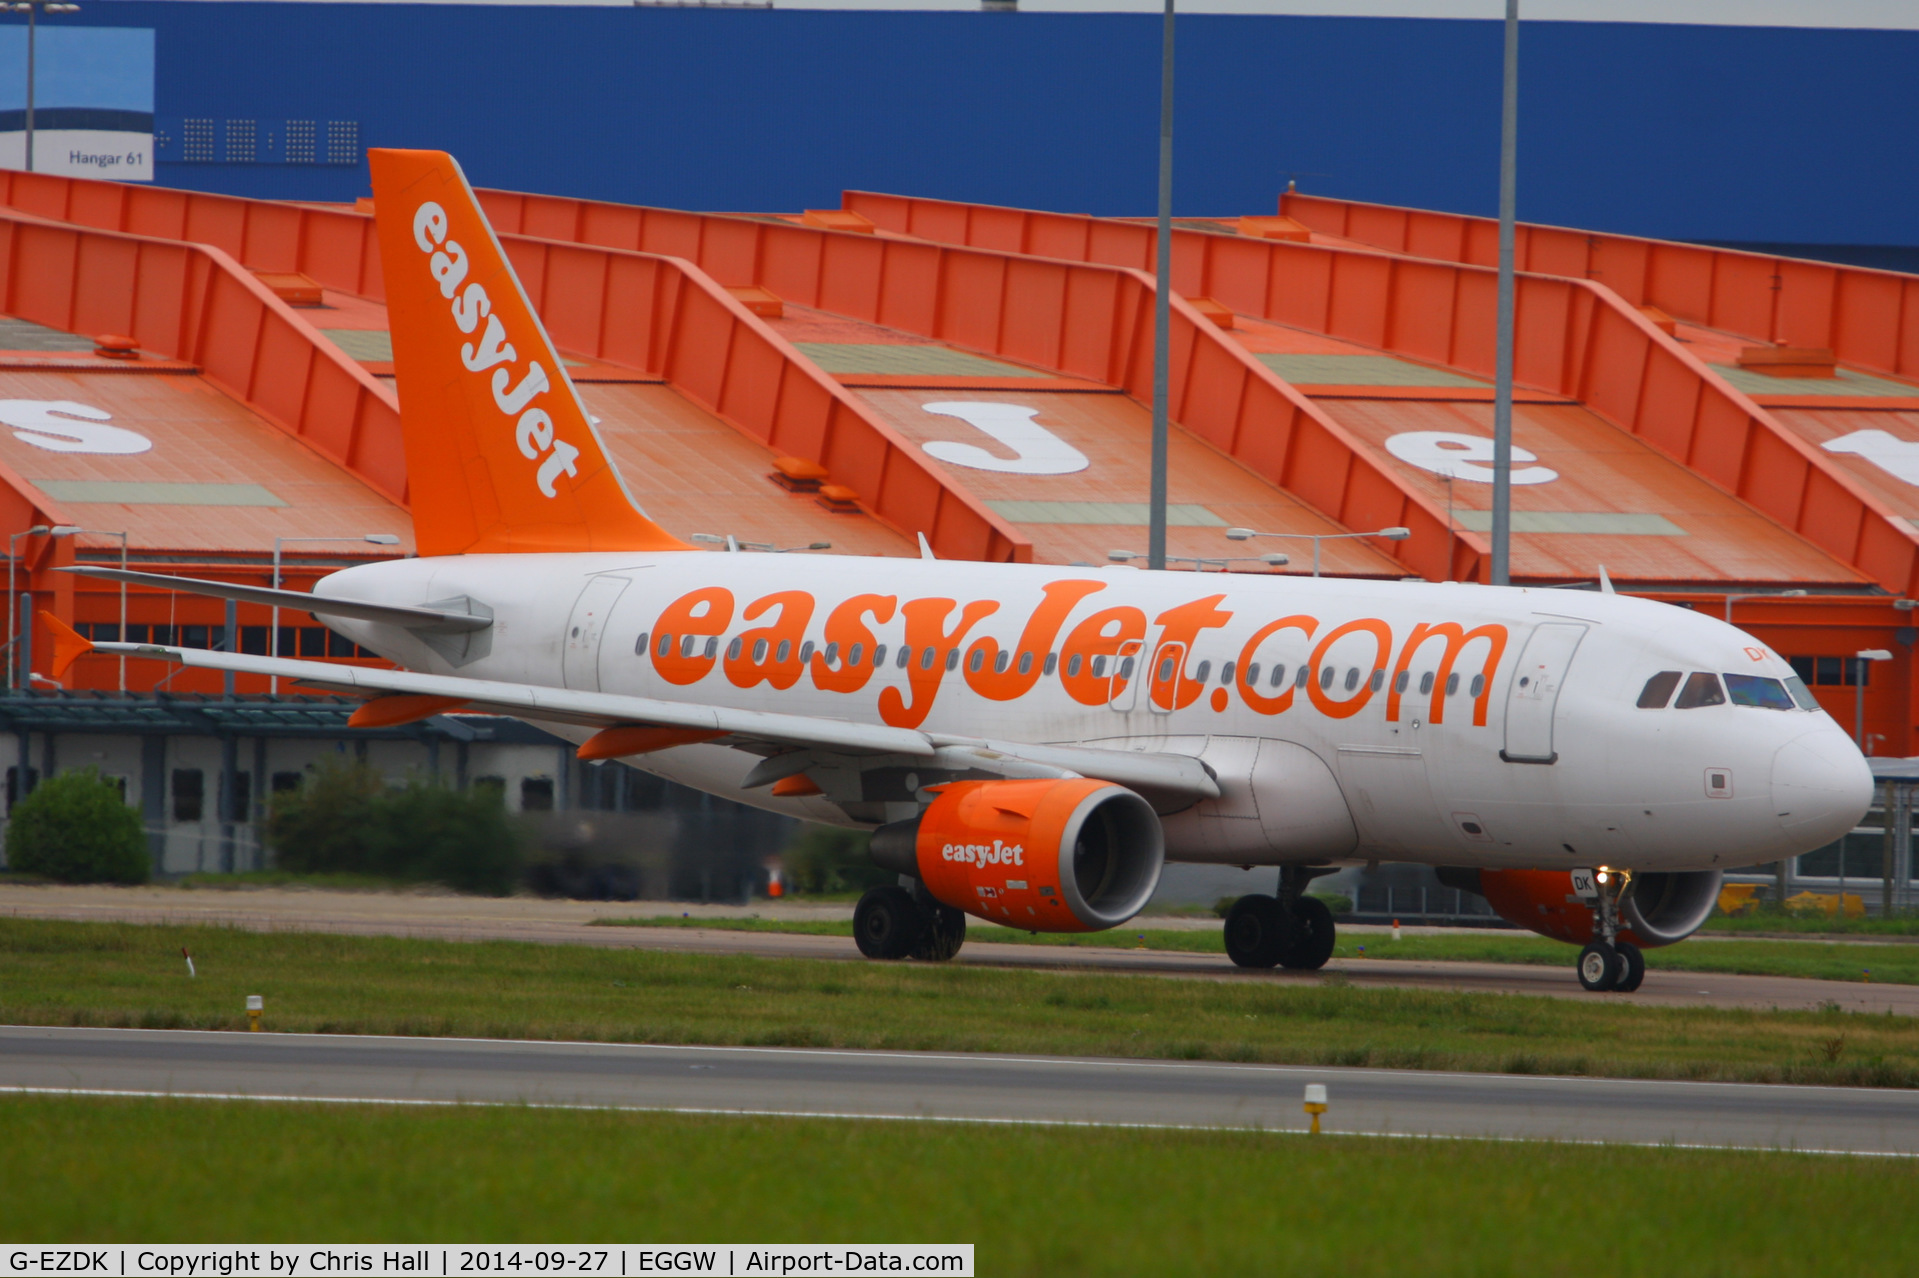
[[1223, 867, 1338, 970], [1576, 868, 1646, 993], [853, 880, 967, 962]]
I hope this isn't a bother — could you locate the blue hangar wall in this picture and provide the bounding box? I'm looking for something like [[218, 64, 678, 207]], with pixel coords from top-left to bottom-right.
[[16, 3, 1919, 248]]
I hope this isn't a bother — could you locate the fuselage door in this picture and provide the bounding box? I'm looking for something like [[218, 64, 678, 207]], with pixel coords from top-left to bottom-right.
[[1146, 640, 1187, 715], [563, 575, 630, 692], [1501, 622, 1588, 764]]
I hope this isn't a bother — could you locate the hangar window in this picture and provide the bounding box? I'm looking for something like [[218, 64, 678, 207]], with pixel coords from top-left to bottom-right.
[[227, 771, 252, 822], [1798, 655, 1869, 687], [171, 769, 204, 822], [1637, 671, 1682, 708], [241, 626, 268, 655], [1674, 671, 1727, 709], [520, 777, 555, 811], [1724, 673, 1794, 711], [271, 772, 303, 794]]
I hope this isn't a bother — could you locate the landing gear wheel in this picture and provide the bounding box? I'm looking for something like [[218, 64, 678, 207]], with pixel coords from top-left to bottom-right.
[[1613, 940, 1646, 993], [1224, 894, 1294, 969], [854, 885, 923, 960], [1279, 894, 1337, 971], [909, 902, 967, 962], [1577, 940, 1620, 992]]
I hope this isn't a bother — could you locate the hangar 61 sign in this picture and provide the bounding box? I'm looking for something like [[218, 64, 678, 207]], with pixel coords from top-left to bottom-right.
[[0, 400, 153, 455]]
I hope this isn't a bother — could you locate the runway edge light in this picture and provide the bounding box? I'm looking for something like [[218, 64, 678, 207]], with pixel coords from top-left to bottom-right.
[[1303, 1084, 1329, 1134], [247, 994, 263, 1031]]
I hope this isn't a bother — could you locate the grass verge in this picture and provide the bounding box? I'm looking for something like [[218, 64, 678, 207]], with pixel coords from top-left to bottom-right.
[[4, 918, 1916, 1086], [3, 1095, 1914, 1272], [596, 914, 1919, 984]]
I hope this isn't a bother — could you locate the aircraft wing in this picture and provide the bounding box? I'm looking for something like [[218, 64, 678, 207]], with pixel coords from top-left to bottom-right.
[[89, 641, 1221, 801]]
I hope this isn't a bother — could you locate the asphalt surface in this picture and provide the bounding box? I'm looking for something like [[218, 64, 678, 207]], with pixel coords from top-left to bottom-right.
[[6, 885, 1917, 1012], [3, 1025, 1914, 1155]]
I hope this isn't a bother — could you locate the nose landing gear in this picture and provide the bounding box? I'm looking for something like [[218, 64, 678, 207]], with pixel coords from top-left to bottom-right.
[[1576, 868, 1645, 993], [1224, 867, 1338, 970]]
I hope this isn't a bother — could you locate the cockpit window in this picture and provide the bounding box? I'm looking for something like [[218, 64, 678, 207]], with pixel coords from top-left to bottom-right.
[[1673, 671, 1727, 709], [1783, 675, 1820, 711], [1636, 671, 1682, 708], [1724, 673, 1794, 711]]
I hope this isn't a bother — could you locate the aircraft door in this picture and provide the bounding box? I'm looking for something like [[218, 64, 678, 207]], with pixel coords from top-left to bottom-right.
[[1107, 638, 1145, 712], [563, 575, 630, 692], [1146, 641, 1188, 715], [1501, 622, 1588, 764]]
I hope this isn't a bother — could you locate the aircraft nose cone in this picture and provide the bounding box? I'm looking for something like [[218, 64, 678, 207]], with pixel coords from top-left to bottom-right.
[[1772, 727, 1873, 848]]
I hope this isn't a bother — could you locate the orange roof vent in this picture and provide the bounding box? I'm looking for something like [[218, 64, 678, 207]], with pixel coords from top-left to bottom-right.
[[1189, 297, 1236, 329], [728, 285, 784, 319], [252, 271, 324, 307], [770, 455, 829, 493], [816, 483, 862, 513], [92, 333, 139, 360], [1235, 215, 1312, 242], [801, 209, 877, 234], [1638, 304, 1678, 338], [1737, 345, 1838, 379]]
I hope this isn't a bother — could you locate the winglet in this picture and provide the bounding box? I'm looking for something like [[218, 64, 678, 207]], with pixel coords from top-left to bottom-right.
[[39, 610, 90, 679], [1597, 564, 1616, 595], [918, 532, 937, 561], [367, 148, 691, 556]]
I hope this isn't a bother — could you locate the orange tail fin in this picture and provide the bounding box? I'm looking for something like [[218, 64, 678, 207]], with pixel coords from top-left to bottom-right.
[[368, 149, 688, 556], [39, 610, 91, 680]]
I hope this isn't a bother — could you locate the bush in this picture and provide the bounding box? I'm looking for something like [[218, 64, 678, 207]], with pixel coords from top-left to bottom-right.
[[268, 759, 522, 896], [783, 823, 892, 895], [4, 768, 148, 884]]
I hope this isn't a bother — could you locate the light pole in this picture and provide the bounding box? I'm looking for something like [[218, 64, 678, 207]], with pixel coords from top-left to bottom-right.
[[1490, 0, 1519, 586], [1224, 526, 1411, 578], [1108, 549, 1287, 572], [271, 534, 402, 693], [1721, 588, 1808, 625], [1148, 0, 1175, 571], [1853, 648, 1892, 753], [9, 2, 83, 175], [7, 522, 77, 689]]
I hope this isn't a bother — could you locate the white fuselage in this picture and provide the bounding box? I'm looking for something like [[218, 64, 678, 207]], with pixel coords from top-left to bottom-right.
[[317, 553, 1873, 874]]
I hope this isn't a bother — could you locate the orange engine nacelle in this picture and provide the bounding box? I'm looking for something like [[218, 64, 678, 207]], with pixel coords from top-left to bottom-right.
[[1447, 867, 1724, 948], [869, 778, 1164, 933]]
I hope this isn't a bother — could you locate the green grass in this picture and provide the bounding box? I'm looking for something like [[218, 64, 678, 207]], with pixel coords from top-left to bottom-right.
[[5, 918, 1917, 1087], [597, 914, 1919, 985], [1703, 908, 1919, 937], [2, 1096, 1913, 1271]]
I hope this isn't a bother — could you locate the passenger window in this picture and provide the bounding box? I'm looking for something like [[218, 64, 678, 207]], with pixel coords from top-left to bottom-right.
[[1419, 672, 1435, 694], [1724, 673, 1794, 711], [1673, 672, 1726, 709], [1783, 675, 1820, 711], [1636, 671, 1682, 708]]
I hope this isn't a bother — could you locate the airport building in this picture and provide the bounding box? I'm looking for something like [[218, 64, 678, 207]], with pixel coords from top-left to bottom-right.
[[1, 3, 1914, 907]]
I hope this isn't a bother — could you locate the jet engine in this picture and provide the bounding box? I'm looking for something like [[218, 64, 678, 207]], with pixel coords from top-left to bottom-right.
[[1440, 867, 1723, 948], [870, 778, 1164, 932]]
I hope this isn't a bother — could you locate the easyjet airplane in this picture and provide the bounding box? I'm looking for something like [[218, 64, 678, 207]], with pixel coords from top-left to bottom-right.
[[56, 150, 1873, 992]]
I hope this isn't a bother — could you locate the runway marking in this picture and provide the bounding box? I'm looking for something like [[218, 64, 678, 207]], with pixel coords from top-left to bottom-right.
[[9, 1025, 1907, 1099], [0, 1084, 1907, 1159]]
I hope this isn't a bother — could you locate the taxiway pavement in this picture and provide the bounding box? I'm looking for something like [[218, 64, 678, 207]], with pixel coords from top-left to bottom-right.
[[2, 1025, 1912, 1155]]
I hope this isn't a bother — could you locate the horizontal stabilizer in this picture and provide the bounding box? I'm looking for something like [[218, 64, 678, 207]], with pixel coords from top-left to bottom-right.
[[57, 567, 490, 633]]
